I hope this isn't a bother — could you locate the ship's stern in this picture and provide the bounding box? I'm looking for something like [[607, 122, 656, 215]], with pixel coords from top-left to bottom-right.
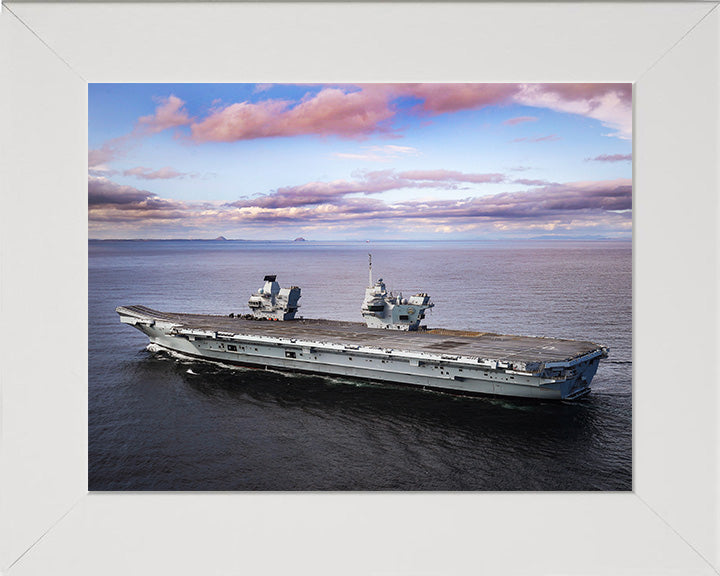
[[562, 352, 606, 399]]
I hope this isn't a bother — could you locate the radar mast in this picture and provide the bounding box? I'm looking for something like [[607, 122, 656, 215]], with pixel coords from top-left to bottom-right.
[[368, 253, 373, 287]]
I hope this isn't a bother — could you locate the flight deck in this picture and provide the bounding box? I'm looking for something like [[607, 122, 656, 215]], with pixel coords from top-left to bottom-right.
[[120, 305, 600, 366]]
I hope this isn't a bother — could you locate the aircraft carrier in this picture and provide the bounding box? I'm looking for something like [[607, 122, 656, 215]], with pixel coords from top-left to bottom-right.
[[116, 257, 608, 400]]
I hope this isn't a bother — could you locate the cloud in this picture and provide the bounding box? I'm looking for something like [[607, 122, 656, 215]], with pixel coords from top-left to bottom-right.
[[503, 116, 538, 126], [88, 137, 132, 168], [395, 83, 519, 114], [512, 179, 555, 186], [88, 176, 196, 222], [372, 83, 630, 139], [88, 166, 117, 177], [586, 153, 632, 162], [89, 174, 631, 238], [88, 176, 157, 206], [515, 83, 631, 139], [137, 95, 191, 134], [216, 178, 633, 235], [358, 84, 629, 139], [228, 169, 507, 209], [228, 177, 631, 222], [511, 134, 561, 143], [122, 166, 195, 180], [333, 144, 419, 161], [228, 172, 408, 209], [188, 83, 630, 143], [382, 145, 418, 155], [377, 180, 632, 222], [89, 95, 191, 170], [90, 83, 632, 168], [230, 180, 382, 210], [189, 84, 520, 143], [397, 169, 505, 184], [191, 88, 395, 142], [534, 83, 631, 103]]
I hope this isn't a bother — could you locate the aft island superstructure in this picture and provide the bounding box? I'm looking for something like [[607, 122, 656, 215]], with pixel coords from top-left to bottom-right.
[[117, 257, 608, 400]]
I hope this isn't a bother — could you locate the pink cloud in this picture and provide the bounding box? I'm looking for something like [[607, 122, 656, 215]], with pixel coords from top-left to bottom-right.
[[89, 95, 191, 170], [396, 83, 518, 114], [137, 95, 191, 134], [380, 84, 630, 140], [514, 84, 631, 139], [191, 88, 395, 142], [189, 84, 535, 143], [503, 116, 538, 126], [586, 154, 632, 162], [96, 83, 631, 156], [88, 144, 119, 167], [88, 134, 134, 169], [533, 83, 631, 105], [89, 82, 633, 179]]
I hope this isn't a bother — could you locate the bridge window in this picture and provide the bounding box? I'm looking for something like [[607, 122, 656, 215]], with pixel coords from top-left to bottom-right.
[[227, 344, 237, 352], [285, 350, 296, 358]]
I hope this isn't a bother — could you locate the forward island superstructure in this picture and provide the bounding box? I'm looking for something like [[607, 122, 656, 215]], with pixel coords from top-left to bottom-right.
[[117, 257, 608, 400], [247, 275, 301, 321]]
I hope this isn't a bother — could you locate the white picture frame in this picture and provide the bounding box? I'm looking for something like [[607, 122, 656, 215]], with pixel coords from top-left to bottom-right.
[[1, 2, 718, 574]]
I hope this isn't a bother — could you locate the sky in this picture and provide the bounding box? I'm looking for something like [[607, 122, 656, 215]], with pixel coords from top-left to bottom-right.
[[88, 83, 632, 240]]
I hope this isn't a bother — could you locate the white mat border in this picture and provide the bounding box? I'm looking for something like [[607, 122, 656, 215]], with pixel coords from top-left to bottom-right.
[[1, 3, 718, 574]]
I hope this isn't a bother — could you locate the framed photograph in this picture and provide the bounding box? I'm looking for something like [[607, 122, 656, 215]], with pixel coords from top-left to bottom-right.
[[1, 2, 718, 575], [88, 80, 632, 493]]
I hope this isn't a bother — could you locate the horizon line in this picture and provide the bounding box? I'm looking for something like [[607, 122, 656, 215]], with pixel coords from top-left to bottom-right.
[[88, 237, 632, 242]]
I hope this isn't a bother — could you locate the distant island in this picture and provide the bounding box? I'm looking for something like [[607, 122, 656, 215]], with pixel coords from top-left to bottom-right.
[[294, 237, 306, 242], [215, 236, 228, 241]]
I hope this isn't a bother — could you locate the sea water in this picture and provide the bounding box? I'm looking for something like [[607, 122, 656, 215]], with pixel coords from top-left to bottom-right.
[[89, 240, 631, 490]]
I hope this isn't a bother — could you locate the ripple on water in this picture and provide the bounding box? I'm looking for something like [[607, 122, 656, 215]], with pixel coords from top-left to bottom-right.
[[90, 241, 631, 491]]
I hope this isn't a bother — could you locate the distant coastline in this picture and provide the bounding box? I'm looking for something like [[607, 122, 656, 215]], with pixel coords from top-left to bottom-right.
[[88, 237, 631, 243]]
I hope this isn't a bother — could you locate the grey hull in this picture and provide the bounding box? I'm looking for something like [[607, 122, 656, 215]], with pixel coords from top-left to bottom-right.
[[117, 306, 607, 400]]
